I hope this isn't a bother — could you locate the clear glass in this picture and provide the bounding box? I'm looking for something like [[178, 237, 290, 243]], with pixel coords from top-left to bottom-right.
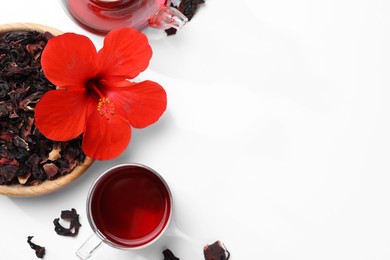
[[76, 233, 103, 260], [60, 0, 188, 34], [76, 163, 173, 259], [149, 6, 188, 30]]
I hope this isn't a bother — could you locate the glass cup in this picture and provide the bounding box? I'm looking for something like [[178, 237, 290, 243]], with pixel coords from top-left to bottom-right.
[[77, 163, 173, 259], [61, 0, 188, 34]]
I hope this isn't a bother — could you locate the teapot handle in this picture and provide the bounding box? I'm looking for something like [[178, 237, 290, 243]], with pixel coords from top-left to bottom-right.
[[149, 6, 188, 30]]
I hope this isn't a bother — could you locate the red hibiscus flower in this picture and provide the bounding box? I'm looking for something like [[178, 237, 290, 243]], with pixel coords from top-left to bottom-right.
[[34, 28, 167, 160]]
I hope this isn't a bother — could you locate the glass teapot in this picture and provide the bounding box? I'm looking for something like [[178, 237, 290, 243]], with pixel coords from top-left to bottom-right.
[[61, 0, 188, 34]]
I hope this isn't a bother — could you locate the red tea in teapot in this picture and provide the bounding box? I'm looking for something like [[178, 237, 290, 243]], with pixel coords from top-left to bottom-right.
[[63, 0, 185, 33]]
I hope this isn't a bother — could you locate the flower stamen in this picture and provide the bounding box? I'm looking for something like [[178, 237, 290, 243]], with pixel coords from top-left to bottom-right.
[[97, 97, 115, 120]]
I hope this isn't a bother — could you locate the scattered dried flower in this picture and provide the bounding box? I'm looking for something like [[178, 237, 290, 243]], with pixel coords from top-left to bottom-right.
[[178, 0, 205, 21], [53, 208, 81, 237], [163, 249, 180, 260], [0, 30, 85, 186], [204, 241, 230, 260], [27, 236, 46, 259]]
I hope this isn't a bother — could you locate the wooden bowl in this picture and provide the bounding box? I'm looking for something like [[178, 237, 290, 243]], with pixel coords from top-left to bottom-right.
[[0, 23, 94, 196]]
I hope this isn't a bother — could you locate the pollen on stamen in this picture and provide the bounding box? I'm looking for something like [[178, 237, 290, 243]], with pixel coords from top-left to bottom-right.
[[97, 97, 115, 120]]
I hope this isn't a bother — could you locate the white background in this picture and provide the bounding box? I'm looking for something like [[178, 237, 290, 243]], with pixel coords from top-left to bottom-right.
[[1, 0, 390, 259]]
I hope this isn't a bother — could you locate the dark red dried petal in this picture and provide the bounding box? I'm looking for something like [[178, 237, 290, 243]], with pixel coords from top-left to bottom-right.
[[163, 249, 180, 260], [204, 241, 230, 260], [0, 30, 85, 186], [27, 236, 46, 259], [0, 165, 17, 184], [53, 208, 81, 237], [42, 163, 58, 179], [178, 0, 205, 21], [165, 28, 178, 36]]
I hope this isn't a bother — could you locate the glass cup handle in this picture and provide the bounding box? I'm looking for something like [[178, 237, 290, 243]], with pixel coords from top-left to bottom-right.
[[76, 233, 103, 260]]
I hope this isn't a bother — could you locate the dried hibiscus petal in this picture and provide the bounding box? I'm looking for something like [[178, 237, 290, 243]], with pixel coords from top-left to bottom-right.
[[163, 249, 180, 260], [27, 236, 46, 259], [43, 163, 58, 179], [203, 241, 230, 260], [47, 143, 61, 161], [165, 27, 178, 36], [178, 0, 205, 21], [53, 208, 81, 237], [0, 30, 85, 186], [17, 170, 31, 185]]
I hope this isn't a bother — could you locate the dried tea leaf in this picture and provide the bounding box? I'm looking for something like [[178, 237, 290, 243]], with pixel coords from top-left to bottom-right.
[[27, 236, 45, 259], [0, 30, 85, 186], [17, 171, 31, 185], [163, 249, 180, 260], [53, 208, 81, 237], [0, 165, 18, 183], [42, 163, 58, 179], [178, 0, 205, 21], [47, 143, 61, 161], [204, 241, 230, 260], [165, 27, 178, 36], [26, 41, 45, 60]]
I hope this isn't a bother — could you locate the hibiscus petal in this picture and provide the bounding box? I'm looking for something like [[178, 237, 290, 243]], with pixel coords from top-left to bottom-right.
[[97, 28, 152, 80], [82, 111, 131, 160], [41, 33, 98, 89], [34, 89, 91, 141], [104, 80, 167, 128]]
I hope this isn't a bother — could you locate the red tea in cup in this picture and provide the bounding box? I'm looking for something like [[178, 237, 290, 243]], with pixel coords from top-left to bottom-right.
[[87, 164, 172, 249]]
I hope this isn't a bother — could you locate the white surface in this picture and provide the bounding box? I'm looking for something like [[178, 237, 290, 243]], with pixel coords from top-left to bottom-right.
[[1, 0, 390, 259]]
